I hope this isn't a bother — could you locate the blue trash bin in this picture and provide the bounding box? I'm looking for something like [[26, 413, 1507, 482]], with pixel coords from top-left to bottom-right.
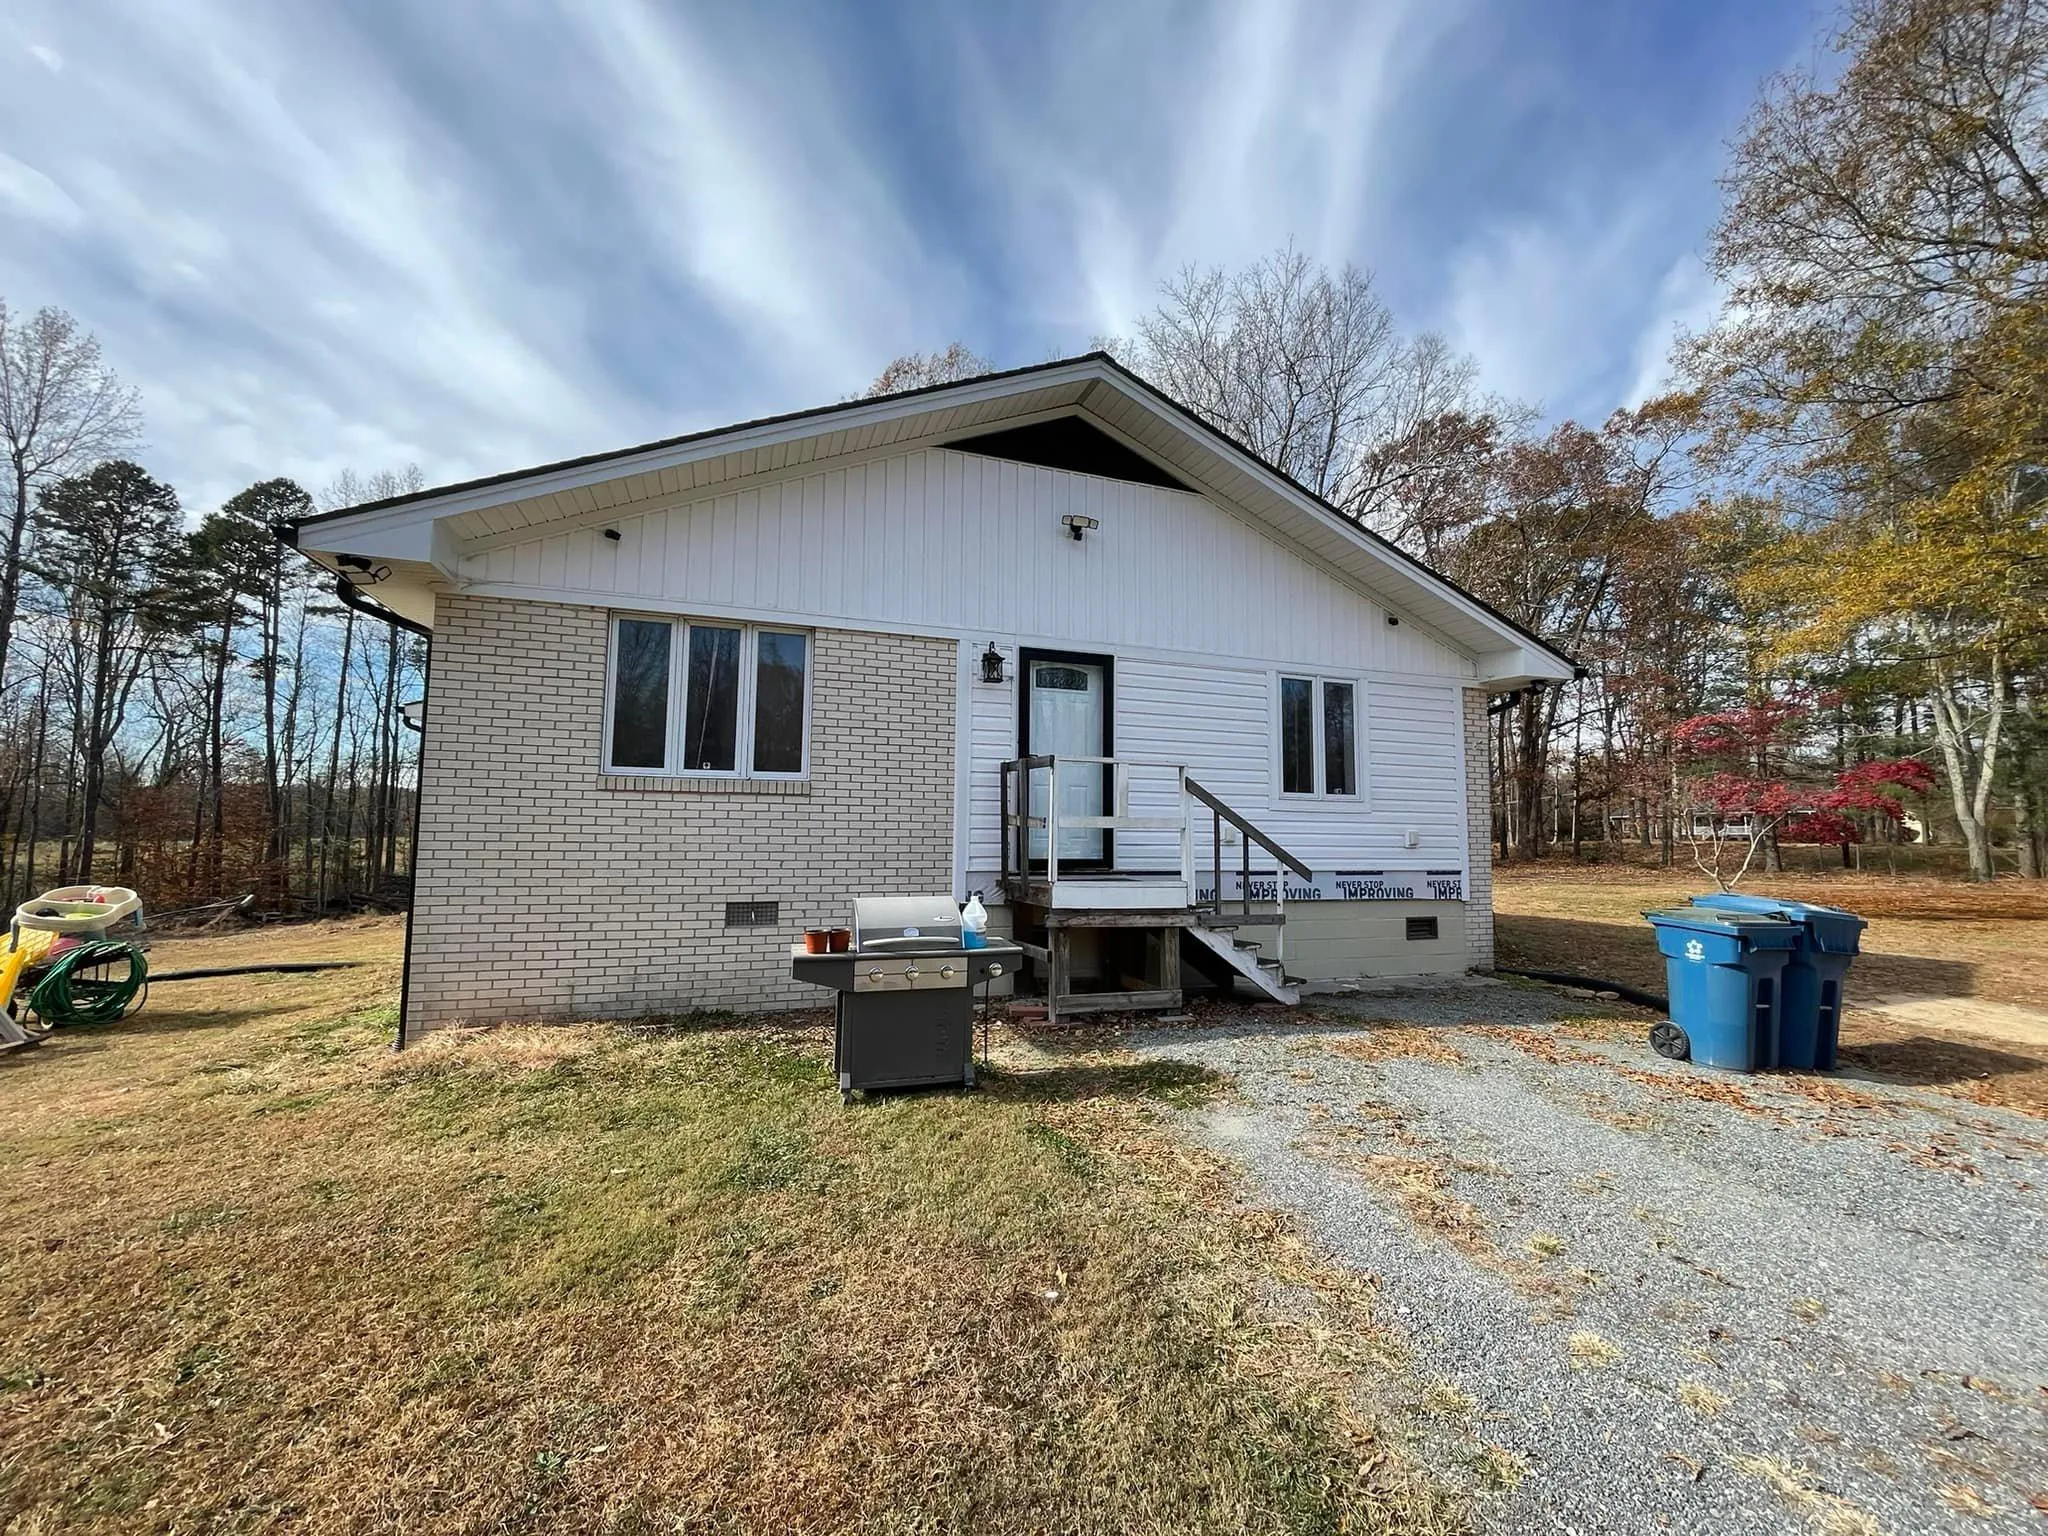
[[1644, 907, 1802, 1071], [1690, 894, 1866, 1070]]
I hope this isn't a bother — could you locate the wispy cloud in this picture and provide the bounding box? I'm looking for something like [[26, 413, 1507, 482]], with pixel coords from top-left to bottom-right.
[[0, 0, 1821, 511], [950, 0, 1458, 345]]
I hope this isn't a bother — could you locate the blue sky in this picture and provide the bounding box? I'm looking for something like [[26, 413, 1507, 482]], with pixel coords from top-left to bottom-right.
[[0, 0, 1827, 512]]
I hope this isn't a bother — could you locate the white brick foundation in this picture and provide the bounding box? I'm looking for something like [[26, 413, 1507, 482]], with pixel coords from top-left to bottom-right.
[[407, 595, 955, 1028]]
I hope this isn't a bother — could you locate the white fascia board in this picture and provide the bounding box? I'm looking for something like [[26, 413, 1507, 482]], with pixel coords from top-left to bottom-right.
[[296, 513, 437, 564], [1474, 646, 1576, 689]]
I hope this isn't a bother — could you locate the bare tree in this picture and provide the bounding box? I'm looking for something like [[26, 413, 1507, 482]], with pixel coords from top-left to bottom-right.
[[1115, 246, 1490, 530], [0, 301, 142, 688], [864, 343, 995, 398]]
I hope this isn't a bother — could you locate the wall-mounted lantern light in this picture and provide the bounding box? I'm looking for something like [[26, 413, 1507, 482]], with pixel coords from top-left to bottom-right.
[[1061, 513, 1099, 541], [980, 644, 1008, 684], [400, 698, 426, 733]]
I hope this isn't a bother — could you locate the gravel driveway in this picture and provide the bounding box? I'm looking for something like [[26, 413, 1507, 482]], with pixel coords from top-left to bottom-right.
[[1103, 982, 2048, 1535]]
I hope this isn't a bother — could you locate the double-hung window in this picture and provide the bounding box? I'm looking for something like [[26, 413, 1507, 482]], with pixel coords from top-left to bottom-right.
[[605, 615, 810, 778], [1278, 675, 1359, 798]]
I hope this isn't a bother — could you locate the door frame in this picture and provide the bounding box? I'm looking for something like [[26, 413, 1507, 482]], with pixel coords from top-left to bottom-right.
[[1018, 647, 1115, 871]]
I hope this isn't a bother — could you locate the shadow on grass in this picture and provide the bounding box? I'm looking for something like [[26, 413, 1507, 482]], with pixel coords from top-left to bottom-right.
[[979, 1058, 1225, 1107], [1840, 1034, 2048, 1090], [1497, 913, 1979, 1001]]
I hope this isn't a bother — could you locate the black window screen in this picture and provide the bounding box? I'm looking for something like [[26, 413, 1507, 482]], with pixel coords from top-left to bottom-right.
[[610, 619, 671, 768], [684, 624, 741, 771], [1280, 677, 1315, 794], [1323, 681, 1356, 796], [752, 632, 807, 773]]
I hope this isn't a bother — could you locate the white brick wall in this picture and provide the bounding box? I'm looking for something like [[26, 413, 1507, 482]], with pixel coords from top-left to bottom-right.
[[408, 595, 955, 1028], [1462, 686, 1495, 970]]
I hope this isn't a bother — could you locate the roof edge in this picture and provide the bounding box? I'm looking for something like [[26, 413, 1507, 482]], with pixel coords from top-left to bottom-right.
[[289, 352, 1116, 530], [291, 347, 1576, 677]]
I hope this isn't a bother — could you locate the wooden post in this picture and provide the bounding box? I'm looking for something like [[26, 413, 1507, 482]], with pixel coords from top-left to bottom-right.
[[1048, 926, 1067, 1027]]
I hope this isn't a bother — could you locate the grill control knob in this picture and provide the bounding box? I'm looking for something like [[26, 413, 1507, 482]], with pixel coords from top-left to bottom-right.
[[903, 966, 920, 981], [867, 967, 882, 983], [987, 962, 1005, 978], [939, 965, 956, 979]]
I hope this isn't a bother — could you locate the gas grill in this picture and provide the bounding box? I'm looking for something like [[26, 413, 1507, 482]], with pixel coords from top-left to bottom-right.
[[790, 895, 1021, 1100]]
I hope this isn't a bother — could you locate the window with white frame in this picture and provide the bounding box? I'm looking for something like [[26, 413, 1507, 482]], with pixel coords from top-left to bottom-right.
[[1278, 675, 1358, 797], [605, 615, 810, 777]]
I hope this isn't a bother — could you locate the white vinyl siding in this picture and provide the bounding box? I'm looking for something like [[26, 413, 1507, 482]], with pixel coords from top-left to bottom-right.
[[464, 449, 1475, 680], [961, 650, 1466, 892]]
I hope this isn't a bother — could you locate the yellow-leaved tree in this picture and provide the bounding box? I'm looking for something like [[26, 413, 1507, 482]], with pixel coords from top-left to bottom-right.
[[1687, 0, 2048, 878]]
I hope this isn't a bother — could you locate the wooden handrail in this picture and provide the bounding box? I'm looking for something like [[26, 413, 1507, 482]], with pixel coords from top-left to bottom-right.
[[1184, 776, 1313, 880]]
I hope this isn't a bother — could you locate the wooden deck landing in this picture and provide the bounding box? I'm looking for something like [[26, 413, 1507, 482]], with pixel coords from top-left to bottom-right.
[[1002, 871, 1191, 912]]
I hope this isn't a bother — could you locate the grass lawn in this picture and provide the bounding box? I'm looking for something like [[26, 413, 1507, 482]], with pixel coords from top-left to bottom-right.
[[0, 919, 1449, 1535], [1494, 863, 2048, 1117]]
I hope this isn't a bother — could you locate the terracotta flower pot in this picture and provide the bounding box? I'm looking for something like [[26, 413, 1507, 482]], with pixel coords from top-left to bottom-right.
[[803, 929, 830, 955]]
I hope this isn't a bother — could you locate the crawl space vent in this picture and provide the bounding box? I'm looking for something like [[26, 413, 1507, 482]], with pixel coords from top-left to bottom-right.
[[724, 901, 779, 929], [1405, 916, 1439, 942]]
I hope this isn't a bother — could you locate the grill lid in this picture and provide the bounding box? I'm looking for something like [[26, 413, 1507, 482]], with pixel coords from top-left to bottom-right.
[[852, 895, 963, 953]]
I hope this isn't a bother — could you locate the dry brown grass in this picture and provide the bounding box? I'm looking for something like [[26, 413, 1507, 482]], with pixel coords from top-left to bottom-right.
[[1496, 866, 2048, 1118], [0, 921, 1461, 1535], [1565, 1331, 1620, 1370], [1729, 1453, 1886, 1535], [1673, 1379, 1729, 1416]]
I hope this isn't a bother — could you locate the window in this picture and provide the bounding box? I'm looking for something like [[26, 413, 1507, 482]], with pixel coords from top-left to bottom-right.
[[604, 616, 810, 777], [1278, 675, 1361, 798]]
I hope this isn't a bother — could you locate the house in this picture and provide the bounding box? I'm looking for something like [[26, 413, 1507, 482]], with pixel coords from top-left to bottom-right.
[[283, 354, 1576, 1040]]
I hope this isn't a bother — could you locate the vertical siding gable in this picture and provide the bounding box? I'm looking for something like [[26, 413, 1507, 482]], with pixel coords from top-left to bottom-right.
[[456, 448, 1474, 678]]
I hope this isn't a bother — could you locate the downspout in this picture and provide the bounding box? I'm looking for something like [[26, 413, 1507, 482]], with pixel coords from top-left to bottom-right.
[[273, 522, 433, 1051], [330, 575, 430, 1053]]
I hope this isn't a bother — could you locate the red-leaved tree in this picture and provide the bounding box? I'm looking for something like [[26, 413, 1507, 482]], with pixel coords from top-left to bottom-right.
[[1670, 702, 1935, 888]]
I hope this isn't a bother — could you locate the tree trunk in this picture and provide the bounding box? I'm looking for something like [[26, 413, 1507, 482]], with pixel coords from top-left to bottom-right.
[[0, 456, 33, 690], [261, 563, 286, 900], [205, 609, 232, 895], [1921, 638, 2006, 882], [318, 611, 356, 910], [21, 681, 47, 901], [76, 591, 123, 879]]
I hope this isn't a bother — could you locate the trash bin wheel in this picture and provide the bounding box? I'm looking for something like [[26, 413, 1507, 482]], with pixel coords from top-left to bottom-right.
[[1650, 1020, 1690, 1061]]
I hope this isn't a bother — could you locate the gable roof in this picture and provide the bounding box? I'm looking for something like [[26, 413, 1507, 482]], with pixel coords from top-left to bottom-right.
[[287, 352, 1576, 684]]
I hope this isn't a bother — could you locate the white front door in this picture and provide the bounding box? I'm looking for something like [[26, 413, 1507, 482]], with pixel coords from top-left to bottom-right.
[[1027, 656, 1107, 865]]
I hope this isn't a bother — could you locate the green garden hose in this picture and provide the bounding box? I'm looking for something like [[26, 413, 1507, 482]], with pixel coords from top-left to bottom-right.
[[26, 941, 149, 1028]]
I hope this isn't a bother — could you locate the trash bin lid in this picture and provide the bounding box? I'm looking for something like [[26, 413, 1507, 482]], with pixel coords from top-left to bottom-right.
[[1644, 906, 1803, 948], [1690, 893, 1866, 952]]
